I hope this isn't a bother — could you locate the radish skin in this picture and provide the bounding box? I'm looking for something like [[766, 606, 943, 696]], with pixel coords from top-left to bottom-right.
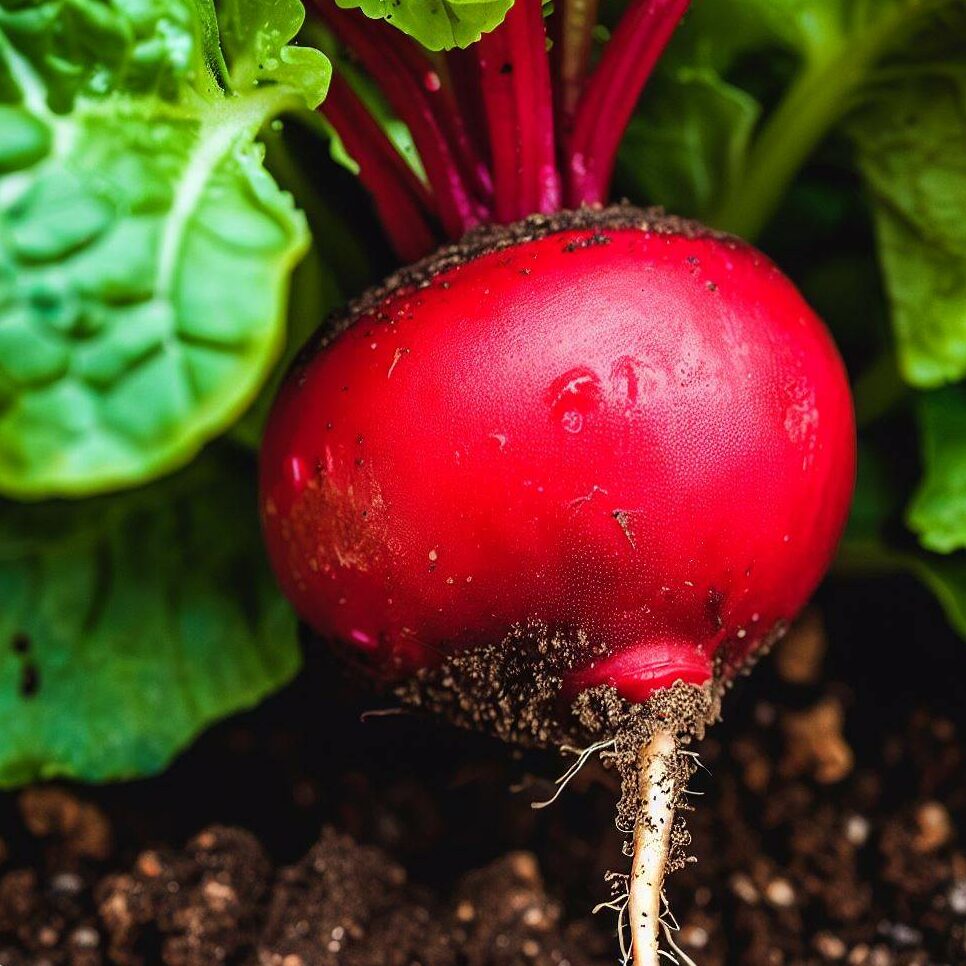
[[260, 211, 856, 705]]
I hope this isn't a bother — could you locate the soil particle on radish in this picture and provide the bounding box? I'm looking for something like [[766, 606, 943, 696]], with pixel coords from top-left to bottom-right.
[[393, 622, 604, 747], [393, 620, 721, 849], [297, 204, 733, 360]]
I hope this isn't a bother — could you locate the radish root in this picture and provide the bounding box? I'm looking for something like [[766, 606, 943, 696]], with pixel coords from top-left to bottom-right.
[[629, 729, 677, 966]]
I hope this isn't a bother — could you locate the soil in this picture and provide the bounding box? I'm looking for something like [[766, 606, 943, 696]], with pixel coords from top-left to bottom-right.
[[1, 572, 965, 966]]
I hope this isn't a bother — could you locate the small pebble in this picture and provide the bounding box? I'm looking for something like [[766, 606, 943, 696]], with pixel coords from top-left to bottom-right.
[[913, 801, 952, 853], [730, 873, 759, 905], [947, 878, 966, 915], [70, 926, 100, 949], [845, 814, 870, 847], [202, 879, 236, 911], [877, 920, 922, 947], [522, 905, 545, 927], [765, 877, 796, 908], [679, 925, 708, 949], [814, 932, 847, 960], [50, 871, 84, 895], [136, 851, 163, 878], [194, 831, 217, 850], [868, 946, 893, 966]]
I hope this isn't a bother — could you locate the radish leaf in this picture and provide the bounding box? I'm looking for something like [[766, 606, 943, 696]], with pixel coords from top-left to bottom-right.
[[0, 0, 329, 499], [333, 0, 513, 50], [908, 388, 966, 554], [618, 68, 759, 219], [850, 70, 966, 389], [0, 448, 299, 785]]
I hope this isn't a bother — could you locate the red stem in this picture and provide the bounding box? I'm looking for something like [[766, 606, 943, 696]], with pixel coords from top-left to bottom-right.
[[475, 0, 560, 222], [319, 0, 488, 237], [390, 43, 494, 206], [550, 0, 601, 134], [320, 74, 440, 262], [444, 47, 492, 170], [565, 0, 690, 206]]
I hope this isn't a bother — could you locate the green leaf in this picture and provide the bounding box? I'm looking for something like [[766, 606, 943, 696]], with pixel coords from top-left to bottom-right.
[[334, 0, 513, 50], [220, 0, 331, 107], [621, 0, 954, 240], [849, 69, 966, 388], [906, 554, 966, 638], [907, 387, 966, 553], [840, 439, 966, 640], [0, 448, 300, 785], [0, 0, 330, 499], [618, 68, 759, 220]]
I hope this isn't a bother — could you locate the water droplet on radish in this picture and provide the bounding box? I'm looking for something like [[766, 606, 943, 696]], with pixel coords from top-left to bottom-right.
[[561, 410, 583, 433], [547, 367, 601, 432], [288, 455, 307, 491], [350, 628, 377, 649]]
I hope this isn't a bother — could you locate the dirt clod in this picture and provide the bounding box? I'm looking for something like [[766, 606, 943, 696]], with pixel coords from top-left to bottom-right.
[[912, 801, 953, 853], [257, 826, 451, 966], [97, 826, 269, 966], [781, 697, 854, 783], [775, 609, 828, 685], [19, 788, 112, 863], [453, 853, 599, 966]]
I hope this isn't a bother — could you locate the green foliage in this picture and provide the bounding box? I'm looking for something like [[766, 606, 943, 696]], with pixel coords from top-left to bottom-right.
[[619, 69, 758, 219], [850, 70, 966, 389], [0, 0, 330, 499], [0, 448, 300, 785], [220, 0, 331, 105], [0, 0, 335, 785], [842, 440, 966, 639], [908, 388, 966, 553], [333, 0, 513, 49]]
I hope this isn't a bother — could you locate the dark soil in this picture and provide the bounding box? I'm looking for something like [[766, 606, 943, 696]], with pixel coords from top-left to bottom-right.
[[1, 573, 965, 966]]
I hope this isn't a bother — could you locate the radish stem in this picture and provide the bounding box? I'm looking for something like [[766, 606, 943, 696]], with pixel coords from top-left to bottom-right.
[[475, 0, 560, 222], [320, 0, 486, 237], [551, 0, 601, 129], [566, 0, 690, 207], [320, 74, 440, 262], [629, 729, 677, 966]]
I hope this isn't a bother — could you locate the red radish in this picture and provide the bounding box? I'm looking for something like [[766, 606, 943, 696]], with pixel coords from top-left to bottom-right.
[[261, 3, 856, 963]]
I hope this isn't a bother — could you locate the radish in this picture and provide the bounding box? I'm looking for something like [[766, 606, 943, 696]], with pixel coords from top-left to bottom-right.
[[260, 2, 856, 962]]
